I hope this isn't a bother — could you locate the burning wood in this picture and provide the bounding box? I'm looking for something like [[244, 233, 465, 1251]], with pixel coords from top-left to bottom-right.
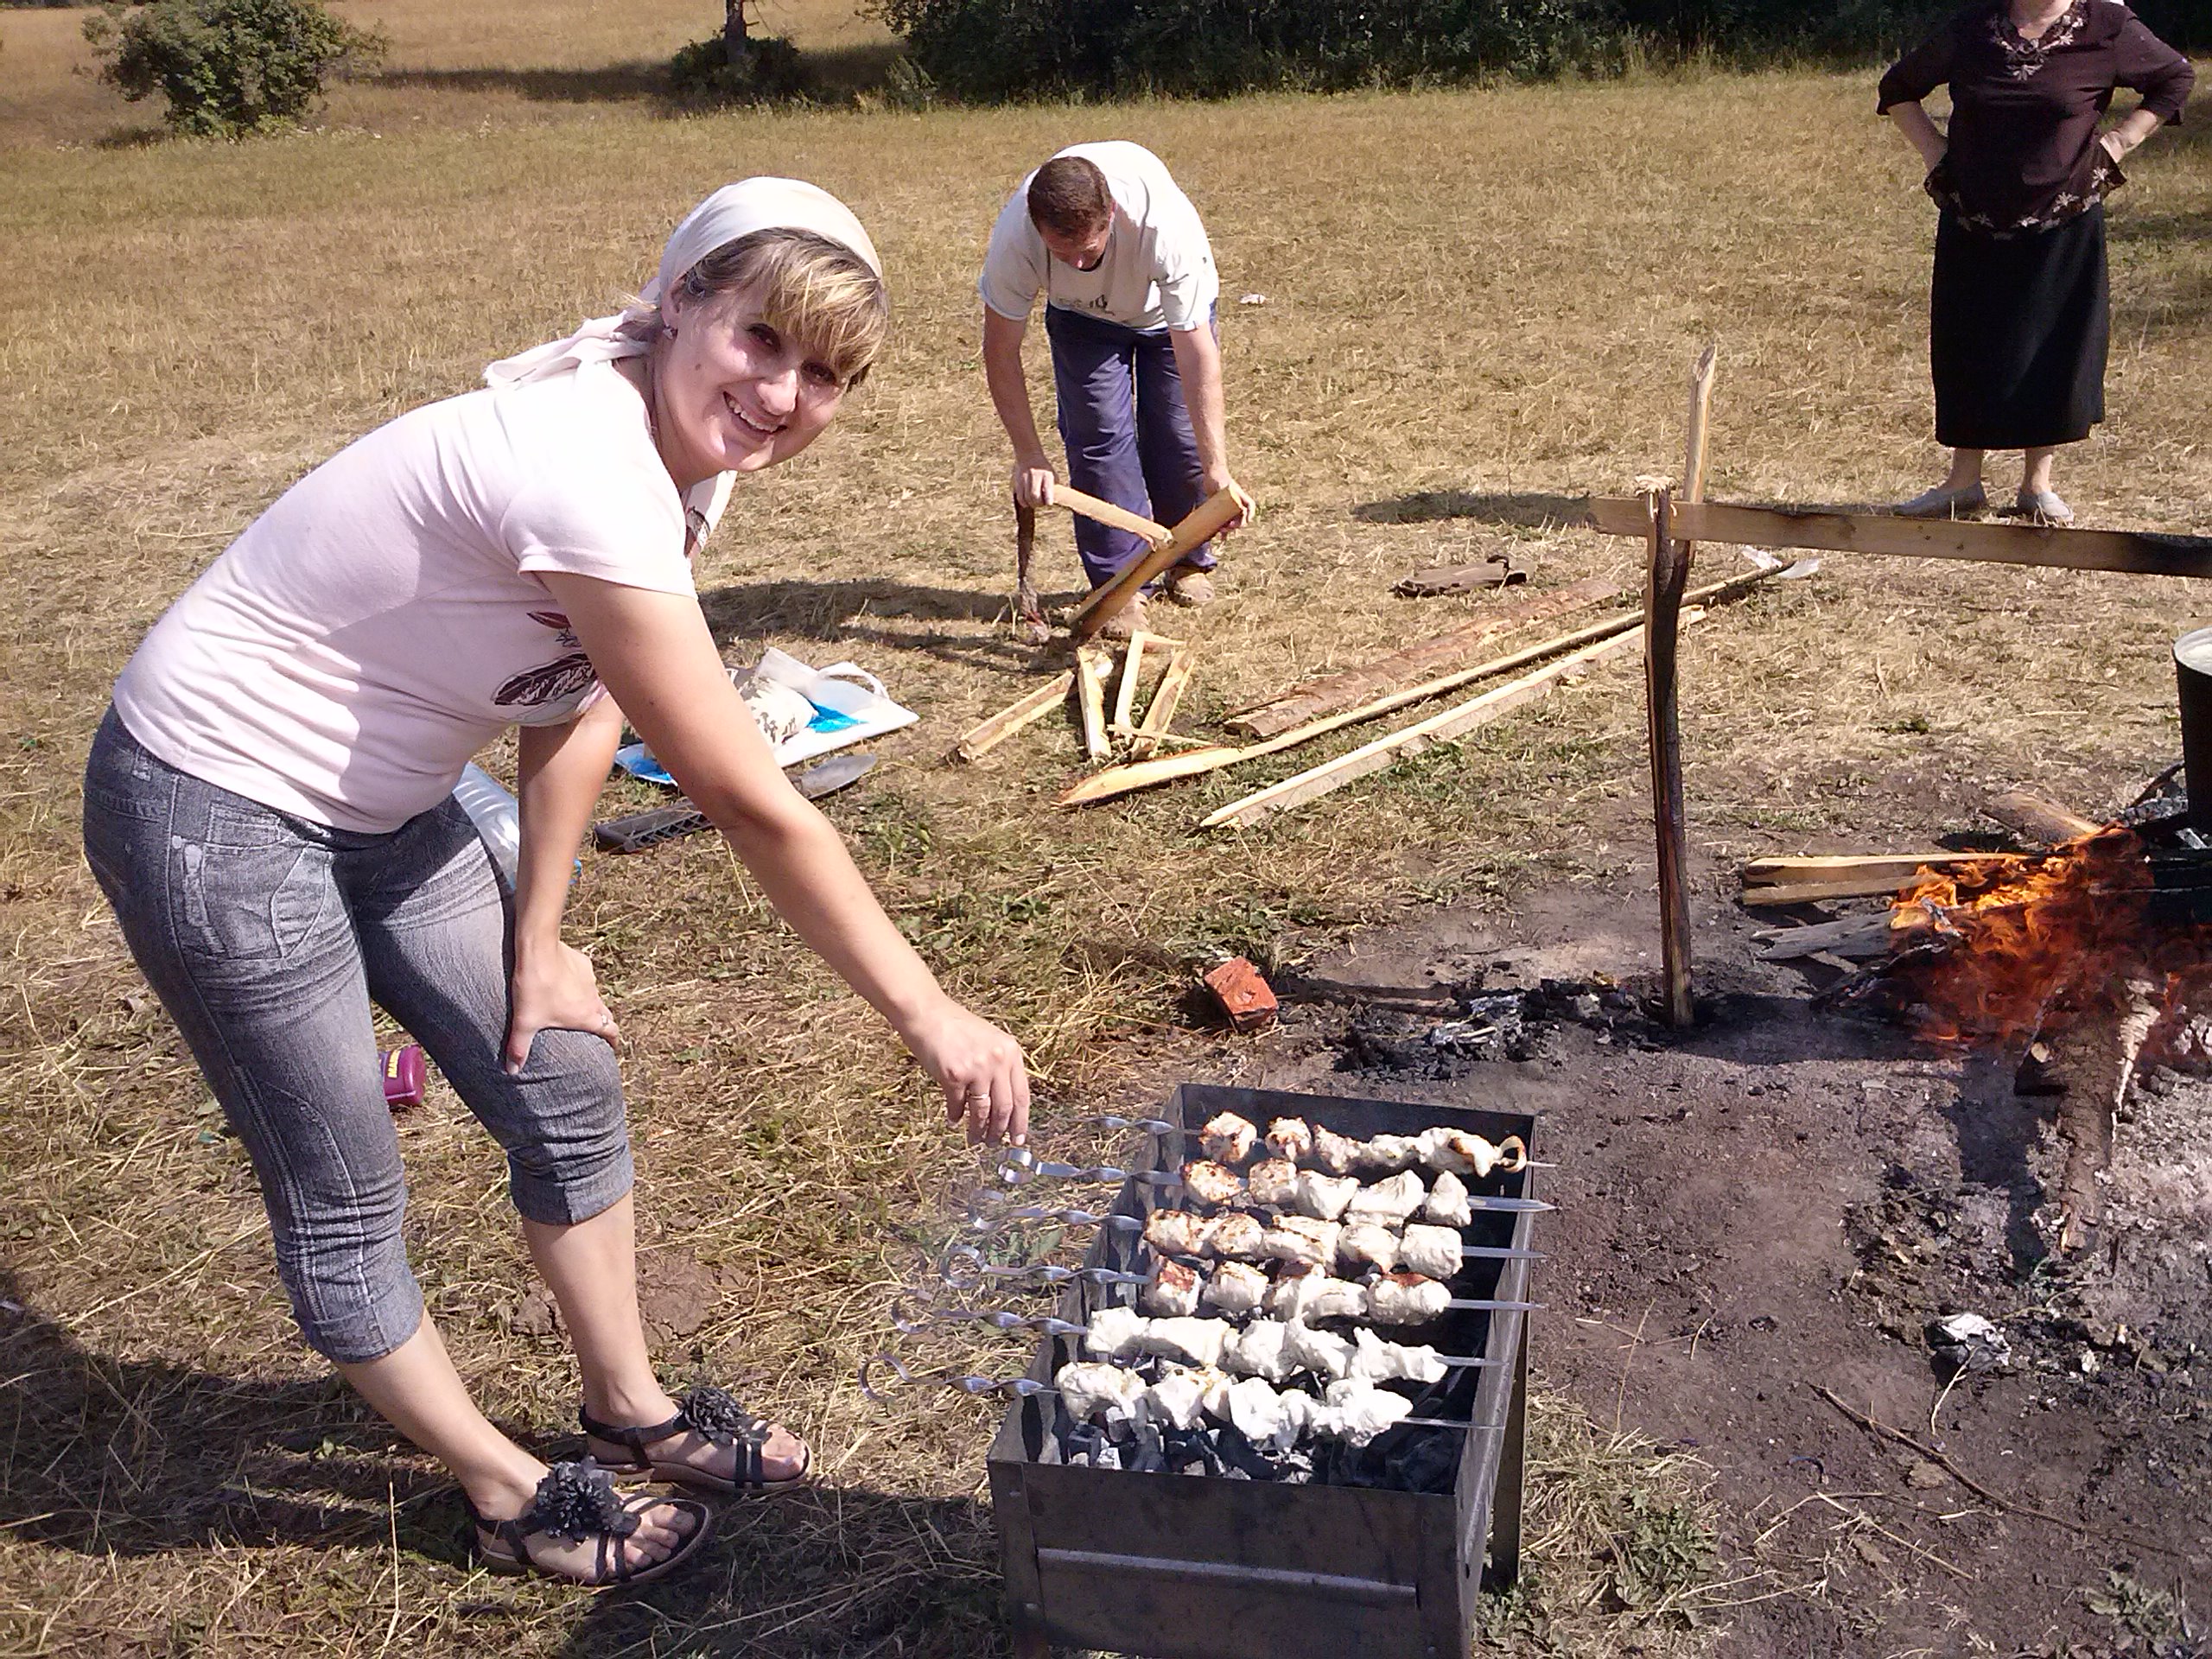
[[1830, 823, 2210, 1249]]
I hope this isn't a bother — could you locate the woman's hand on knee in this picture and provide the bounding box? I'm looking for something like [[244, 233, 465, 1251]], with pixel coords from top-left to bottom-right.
[[505, 940, 620, 1075], [898, 995, 1030, 1146]]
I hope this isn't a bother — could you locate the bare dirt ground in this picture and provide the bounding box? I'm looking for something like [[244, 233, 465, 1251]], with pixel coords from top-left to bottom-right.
[[1199, 830, 2212, 1656]]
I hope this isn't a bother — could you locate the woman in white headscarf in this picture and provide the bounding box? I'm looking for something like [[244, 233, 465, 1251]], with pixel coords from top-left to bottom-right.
[[82, 181, 1029, 1587]]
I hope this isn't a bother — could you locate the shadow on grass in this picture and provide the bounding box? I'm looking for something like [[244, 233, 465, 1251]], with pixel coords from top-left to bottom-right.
[[1351, 490, 1594, 529], [374, 60, 672, 104], [697, 576, 1083, 677], [373, 41, 909, 111], [0, 1270, 451, 1559], [0, 1272, 1009, 1654]]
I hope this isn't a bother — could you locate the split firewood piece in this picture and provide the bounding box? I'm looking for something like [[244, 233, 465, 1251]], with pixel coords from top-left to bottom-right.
[[1048, 486, 1173, 549], [1226, 574, 1624, 740], [1984, 789, 2100, 847], [1131, 645, 1196, 760], [1069, 486, 1247, 645], [1200, 620, 1671, 831], [1751, 912, 1914, 961], [2050, 973, 2162, 1251], [950, 671, 1076, 764], [1075, 647, 1112, 761], [1110, 632, 1179, 736]]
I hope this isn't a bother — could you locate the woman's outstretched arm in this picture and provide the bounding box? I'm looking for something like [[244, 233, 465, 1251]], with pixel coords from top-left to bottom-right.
[[537, 570, 1030, 1145]]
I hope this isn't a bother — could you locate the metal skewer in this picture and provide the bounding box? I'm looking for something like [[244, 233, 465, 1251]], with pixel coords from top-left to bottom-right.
[[860, 1352, 1488, 1423], [939, 1245, 1149, 1294]]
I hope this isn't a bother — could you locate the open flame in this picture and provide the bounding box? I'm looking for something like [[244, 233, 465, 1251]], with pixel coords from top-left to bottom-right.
[[1884, 830, 2155, 1047]]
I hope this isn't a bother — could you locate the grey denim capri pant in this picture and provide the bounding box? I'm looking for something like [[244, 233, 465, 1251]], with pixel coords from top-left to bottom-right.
[[81, 709, 632, 1363]]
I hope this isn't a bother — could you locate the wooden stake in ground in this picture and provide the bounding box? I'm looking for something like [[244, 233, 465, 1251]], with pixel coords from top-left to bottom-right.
[[1225, 573, 1624, 740], [1068, 486, 1246, 644], [949, 671, 1076, 764], [1201, 624, 1660, 830], [1130, 645, 1195, 760], [1647, 488, 1695, 1028], [1075, 647, 1111, 760], [1011, 503, 1047, 645]]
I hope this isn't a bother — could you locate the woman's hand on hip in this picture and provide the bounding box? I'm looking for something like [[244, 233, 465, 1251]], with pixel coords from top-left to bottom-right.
[[899, 995, 1031, 1146], [505, 940, 620, 1074]]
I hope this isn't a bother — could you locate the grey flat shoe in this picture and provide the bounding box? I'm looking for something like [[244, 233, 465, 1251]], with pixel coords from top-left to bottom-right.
[[1893, 483, 1988, 519], [2014, 488, 2075, 525]]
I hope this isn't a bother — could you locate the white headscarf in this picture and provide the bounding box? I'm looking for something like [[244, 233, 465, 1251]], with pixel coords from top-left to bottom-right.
[[484, 177, 882, 389]]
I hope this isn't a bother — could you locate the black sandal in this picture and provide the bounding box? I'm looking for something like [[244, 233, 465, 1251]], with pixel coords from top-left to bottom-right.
[[465, 1459, 714, 1589], [582, 1383, 811, 1496]]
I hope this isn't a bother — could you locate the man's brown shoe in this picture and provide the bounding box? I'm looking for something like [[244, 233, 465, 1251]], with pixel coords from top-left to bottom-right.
[[1095, 593, 1147, 641], [1165, 568, 1216, 607]]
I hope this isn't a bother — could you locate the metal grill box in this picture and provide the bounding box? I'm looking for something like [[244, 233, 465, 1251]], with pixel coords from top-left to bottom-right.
[[989, 1084, 1536, 1659]]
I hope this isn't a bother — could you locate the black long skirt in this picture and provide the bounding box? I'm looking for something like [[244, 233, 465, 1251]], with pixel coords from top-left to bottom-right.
[[1930, 204, 2108, 451]]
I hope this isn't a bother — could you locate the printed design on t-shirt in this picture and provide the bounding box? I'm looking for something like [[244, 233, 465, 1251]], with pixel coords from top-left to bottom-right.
[[684, 507, 710, 562], [493, 610, 596, 709]]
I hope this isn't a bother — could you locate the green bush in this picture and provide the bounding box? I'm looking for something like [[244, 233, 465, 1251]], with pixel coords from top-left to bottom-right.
[[84, 0, 385, 137], [668, 32, 815, 103], [868, 0, 2212, 100]]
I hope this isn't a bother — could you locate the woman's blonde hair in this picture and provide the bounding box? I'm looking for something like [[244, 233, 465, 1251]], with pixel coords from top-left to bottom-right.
[[623, 227, 889, 388]]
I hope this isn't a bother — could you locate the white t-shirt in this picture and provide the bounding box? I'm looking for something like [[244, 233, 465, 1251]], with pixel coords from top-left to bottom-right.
[[114, 360, 732, 834], [978, 141, 1218, 334]]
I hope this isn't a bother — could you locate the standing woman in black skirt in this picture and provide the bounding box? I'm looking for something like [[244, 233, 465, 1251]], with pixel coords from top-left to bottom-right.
[[1878, 0, 2192, 524]]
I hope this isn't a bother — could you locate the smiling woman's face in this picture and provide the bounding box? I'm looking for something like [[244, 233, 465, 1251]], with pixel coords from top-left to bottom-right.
[[652, 283, 846, 486]]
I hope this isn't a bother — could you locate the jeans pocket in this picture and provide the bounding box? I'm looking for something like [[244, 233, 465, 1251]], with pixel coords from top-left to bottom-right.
[[174, 837, 334, 963]]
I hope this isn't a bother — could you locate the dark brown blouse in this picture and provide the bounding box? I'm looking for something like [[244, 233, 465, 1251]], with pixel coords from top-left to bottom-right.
[[1878, 0, 2194, 236]]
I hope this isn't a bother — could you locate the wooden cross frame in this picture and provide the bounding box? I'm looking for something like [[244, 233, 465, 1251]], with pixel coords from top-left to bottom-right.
[[1580, 360, 2212, 1027]]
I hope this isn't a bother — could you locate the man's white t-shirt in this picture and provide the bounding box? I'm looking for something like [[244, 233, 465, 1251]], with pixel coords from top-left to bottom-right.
[[114, 360, 730, 834], [978, 141, 1219, 334]]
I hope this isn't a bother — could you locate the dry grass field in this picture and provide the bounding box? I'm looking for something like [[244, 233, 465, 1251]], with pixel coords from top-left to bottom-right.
[[3, 0, 2209, 1652]]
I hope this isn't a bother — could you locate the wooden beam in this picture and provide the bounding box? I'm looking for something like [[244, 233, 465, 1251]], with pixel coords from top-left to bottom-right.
[[1226, 574, 1624, 739], [1049, 486, 1173, 548], [1581, 495, 2212, 581], [1058, 565, 1777, 809], [1075, 647, 1111, 760], [1069, 486, 1248, 643], [949, 671, 1075, 764], [1644, 489, 1694, 1027], [1199, 624, 1657, 830], [1744, 874, 1944, 905], [1130, 645, 1195, 759]]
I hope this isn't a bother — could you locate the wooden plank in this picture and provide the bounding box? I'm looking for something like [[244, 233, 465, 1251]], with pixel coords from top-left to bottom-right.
[[950, 671, 1075, 764], [1742, 852, 2018, 882], [1743, 875, 1940, 904], [1069, 486, 1248, 643], [1131, 645, 1196, 760], [1752, 912, 1904, 961], [1644, 489, 1695, 1027], [1059, 567, 1774, 810], [1049, 485, 1173, 548], [1227, 574, 1624, 739], [1984, 788, 2100, 844], [1199, 626, 1656, 830], [1582, 495, 2212, 581], [1075, 647, 1110, 761]]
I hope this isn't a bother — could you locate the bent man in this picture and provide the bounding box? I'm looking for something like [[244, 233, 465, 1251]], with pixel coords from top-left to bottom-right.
[[980, 141, 1252, 639]]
